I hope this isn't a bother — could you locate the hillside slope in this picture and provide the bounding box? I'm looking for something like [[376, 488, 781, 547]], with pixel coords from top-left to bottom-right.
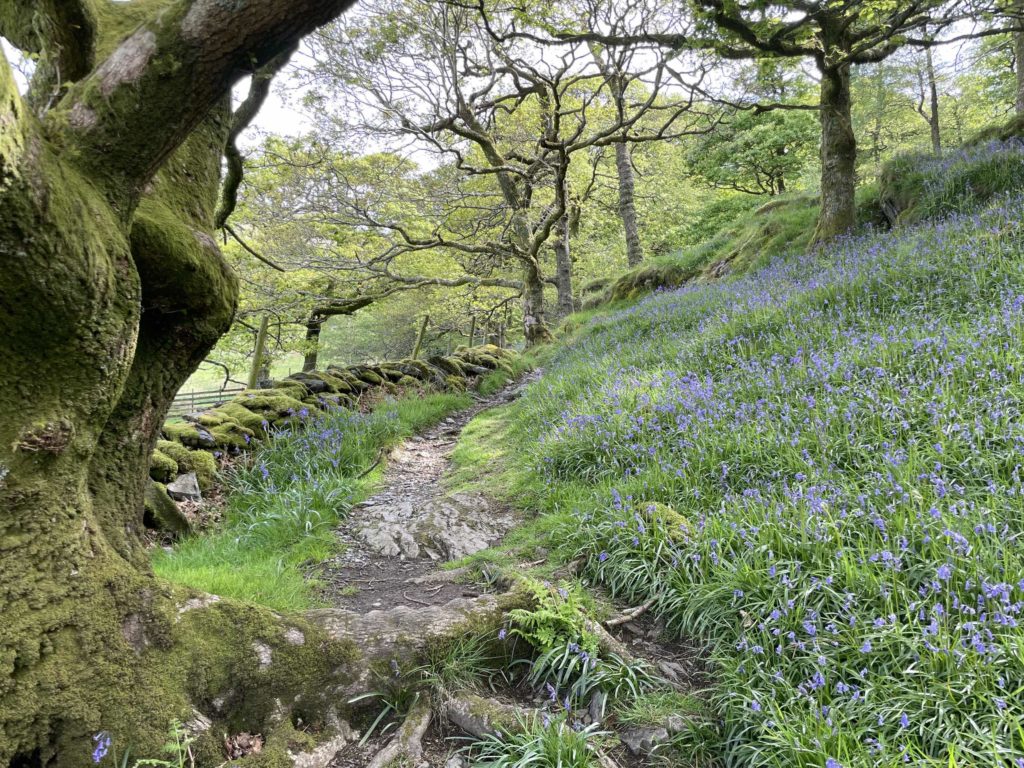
[[465, 141, 1024, 766]]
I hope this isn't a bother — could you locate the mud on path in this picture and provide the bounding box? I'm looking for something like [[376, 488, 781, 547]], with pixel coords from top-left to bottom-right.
[[307, 375, 535, 612]]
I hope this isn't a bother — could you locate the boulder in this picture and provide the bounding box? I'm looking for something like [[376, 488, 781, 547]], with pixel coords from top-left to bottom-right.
[[167, 472, 202, 502], [143, 481, 192, 535]]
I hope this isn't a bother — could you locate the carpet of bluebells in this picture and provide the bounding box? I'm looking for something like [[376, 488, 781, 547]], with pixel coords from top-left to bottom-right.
[[513, 184, 1024, 766]]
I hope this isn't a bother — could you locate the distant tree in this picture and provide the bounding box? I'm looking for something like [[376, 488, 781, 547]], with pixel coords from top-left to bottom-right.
[[306, 0, 711, 344], [686, 107, 818, 196]]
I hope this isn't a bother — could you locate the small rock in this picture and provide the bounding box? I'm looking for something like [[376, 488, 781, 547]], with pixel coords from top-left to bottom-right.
[[588, 691, 608, 724], [445, 756, 469, 768], [167, 472, 202, 502], [252, 641, 272, 670], [619, 725, 669, 755], [665, 713, 687, 734]]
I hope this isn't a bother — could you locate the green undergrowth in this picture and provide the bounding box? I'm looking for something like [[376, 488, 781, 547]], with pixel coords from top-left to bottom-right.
[[581, 194, 819, 310], [455, 141, 1024, 766], [153, 391, 472, 609]]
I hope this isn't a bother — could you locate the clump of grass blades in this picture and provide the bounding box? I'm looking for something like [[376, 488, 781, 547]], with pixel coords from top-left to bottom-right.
[[466, 714, 607, 768]]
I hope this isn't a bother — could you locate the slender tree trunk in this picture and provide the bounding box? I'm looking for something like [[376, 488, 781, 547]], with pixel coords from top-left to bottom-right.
[[412, 313, 429, 359], [521, 260, 549, 347], [553, 211, 574, 319], [302, 315, 323, 372], [1016, 26, 1024, 116], [925, 46, 942, 155], [615, 141, 644, 267], [814, 62, 858, 241]]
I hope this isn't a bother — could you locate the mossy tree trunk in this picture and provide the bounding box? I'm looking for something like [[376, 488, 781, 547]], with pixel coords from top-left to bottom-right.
[[813, 60, 857, 241], [0, 1, 358, 762]]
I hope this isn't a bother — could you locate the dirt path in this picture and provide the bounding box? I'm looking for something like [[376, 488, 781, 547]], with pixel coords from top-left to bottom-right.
[[308, 375, 535, 611]]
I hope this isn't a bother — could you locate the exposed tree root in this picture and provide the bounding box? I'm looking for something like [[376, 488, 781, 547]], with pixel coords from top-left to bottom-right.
[[367, 693, 433, 768], [443, 692, 530, 739], [604, 599, 654, 627]]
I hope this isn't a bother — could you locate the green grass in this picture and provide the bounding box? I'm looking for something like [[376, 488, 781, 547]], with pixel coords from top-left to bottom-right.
[[616, 691, 705, 726], [453, 141, 1024, 765], [154, 391, 472, 610], [467, 715, 607, 768]]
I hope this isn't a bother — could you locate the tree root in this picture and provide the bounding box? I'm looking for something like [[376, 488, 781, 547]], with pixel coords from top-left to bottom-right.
[[367, 693, 432, 768], [443, 691, 531, 739], [604, 599, 654, 627], [596, 750, 626, 768]]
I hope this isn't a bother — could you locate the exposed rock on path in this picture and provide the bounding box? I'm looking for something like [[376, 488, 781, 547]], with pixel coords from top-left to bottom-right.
[[310, 375, 535, 611]]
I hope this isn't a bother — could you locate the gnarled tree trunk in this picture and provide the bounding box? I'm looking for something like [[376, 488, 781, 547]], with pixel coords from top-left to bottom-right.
[[0, 1, 362, 762]]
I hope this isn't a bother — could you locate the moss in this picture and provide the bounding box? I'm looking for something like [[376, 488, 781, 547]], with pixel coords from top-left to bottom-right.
[[208, 421, 255, 451], [355, 369, 384, 386], [271, 380, 308, 398], [195, 412, 228, 428], [215, 402, 270, 435], [156, 439, 191, 467], [376, 366, 406, 383], [231, 392, 308, 419], [308, 371, 350, 392], [144, 481, 191, 535], [162, 421, 214, 448], [429, 356, 464, 376], [182, 449, 217, 491], [149, 449, 178, 483], [396, 375, 420, 387]]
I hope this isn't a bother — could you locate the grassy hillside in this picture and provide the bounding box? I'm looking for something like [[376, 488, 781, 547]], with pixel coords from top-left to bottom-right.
[[584, 135, 1024, 313], [463, 139, 1024, 766]]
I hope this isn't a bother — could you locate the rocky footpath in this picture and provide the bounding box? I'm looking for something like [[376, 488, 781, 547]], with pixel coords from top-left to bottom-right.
[[144, 345, 518, 533]]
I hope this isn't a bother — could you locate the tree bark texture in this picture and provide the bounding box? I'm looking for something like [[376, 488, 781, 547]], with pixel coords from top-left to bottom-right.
[[553, 212, 575, 319], [814, 62, 858, 241], [925, 46, 942, 155], [1016, 26, 1024, 117], [615, 141, 644, 267]]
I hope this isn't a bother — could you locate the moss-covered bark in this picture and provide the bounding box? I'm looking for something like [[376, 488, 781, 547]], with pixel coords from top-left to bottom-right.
[[0, 3, 360, 762]]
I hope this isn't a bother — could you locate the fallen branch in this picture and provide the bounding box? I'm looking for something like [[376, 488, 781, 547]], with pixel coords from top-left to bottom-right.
[[604, 599, 654, 628]]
